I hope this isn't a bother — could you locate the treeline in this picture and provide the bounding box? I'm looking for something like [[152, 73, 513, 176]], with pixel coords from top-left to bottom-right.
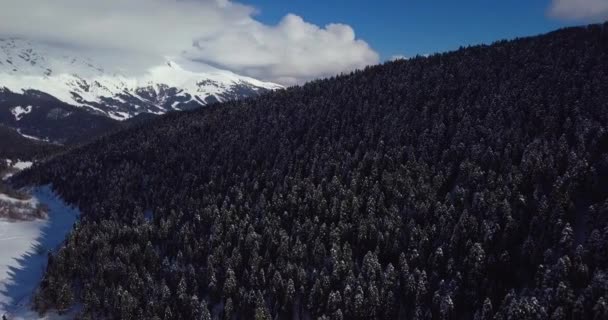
[[16, 23, 608, 319]]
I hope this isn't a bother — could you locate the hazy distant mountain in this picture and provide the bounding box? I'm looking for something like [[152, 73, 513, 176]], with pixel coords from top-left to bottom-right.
[[0, 38, 282, 143]]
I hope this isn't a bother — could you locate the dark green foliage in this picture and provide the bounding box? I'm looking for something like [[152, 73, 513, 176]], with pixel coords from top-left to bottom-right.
[[16, 23, 608, 319]]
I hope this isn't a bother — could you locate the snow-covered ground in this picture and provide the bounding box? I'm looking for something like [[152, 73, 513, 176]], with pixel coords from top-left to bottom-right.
[[2, 161, 33, 181], [0, 186, 79, 319]]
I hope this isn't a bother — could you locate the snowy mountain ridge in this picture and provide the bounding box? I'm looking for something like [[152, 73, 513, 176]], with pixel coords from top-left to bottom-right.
[[0, 38, 282, 120]]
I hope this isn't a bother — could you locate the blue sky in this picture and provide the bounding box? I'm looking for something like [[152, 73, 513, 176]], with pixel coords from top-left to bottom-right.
[[244, 0, 597, 60]]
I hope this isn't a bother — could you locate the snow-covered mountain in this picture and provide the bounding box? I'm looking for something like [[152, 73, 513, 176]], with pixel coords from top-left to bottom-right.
[[0, 38, 282, 120]]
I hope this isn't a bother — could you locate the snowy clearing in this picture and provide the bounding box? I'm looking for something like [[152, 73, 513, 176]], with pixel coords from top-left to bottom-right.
[[0, 186, 80, 319]]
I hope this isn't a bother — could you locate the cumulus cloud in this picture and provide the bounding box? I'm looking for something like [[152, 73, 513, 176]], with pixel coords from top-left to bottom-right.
[[549, 0, 608, 21], [0, 0, 379, 85]]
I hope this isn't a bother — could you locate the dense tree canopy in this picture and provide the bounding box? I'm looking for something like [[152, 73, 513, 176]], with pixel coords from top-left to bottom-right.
[[16, 23, 608, 319]]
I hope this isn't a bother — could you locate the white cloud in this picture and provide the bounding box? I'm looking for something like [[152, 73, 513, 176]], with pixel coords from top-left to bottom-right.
[[0, 0, 379, 85], [549, 0, 608, 20]]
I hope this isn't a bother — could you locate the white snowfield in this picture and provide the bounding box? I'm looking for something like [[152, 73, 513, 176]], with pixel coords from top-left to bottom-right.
[[0, 38, 282, 120], [0, 186, 79, 319]]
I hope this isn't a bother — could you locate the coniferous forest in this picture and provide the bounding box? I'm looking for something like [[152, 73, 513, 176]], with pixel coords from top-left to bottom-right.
[[15, 23, 608, 319]]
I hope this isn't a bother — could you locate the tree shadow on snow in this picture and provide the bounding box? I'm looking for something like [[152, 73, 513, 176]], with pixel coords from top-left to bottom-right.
[[0, 186, 79, 316]]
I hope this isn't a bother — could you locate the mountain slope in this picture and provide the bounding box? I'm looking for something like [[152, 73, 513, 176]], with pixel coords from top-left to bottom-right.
[[16, 23, 608, 319], [0, 38, 282, 120], [0, 124, 63, 160], [0, 89, 123, 144]]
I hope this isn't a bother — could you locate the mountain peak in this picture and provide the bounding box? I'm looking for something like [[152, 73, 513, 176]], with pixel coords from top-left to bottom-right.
[[0, 38, 282, 120]]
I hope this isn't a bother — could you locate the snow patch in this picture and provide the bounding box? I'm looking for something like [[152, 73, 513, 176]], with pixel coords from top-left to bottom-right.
[[15, 130, 49, 143], [10, 106, 32, 121], [2, 160, 33, 181], [108, 111, 130, 121], [12, 161, 32, 171]]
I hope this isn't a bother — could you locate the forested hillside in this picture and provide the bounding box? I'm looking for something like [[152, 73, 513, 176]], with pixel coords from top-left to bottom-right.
[[0, 89, 124, 145], [16, 23, 608, 319], [0, 125, 63, 160]]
